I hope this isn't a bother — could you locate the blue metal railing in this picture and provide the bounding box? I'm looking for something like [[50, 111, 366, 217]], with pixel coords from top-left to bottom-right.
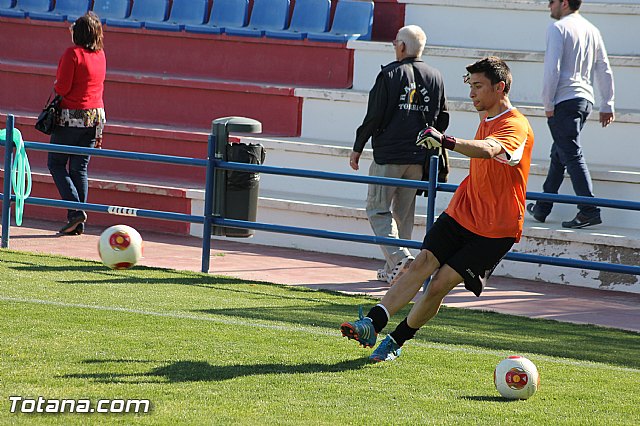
[[1, 115, 213, 266], [210, 158, 640, 276], [2, 113, 639, 278]]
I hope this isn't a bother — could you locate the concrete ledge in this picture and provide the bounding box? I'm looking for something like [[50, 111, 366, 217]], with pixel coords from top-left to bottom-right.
[[240, 134, 640, 186], [187, 190, 640, 293], [347, 41, 640, 67], [397, 0, 640, 15], [394, 1, 639, 56], [187, 187, 640, 250], [296, 88, 640, 124]]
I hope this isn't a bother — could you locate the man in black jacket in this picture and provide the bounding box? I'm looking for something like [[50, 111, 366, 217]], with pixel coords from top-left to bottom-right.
[[350, 25, 449, 285]]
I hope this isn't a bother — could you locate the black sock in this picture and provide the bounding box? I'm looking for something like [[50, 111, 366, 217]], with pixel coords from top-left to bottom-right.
[[390, 318, 419, 347], [366, 305, 388, 333]]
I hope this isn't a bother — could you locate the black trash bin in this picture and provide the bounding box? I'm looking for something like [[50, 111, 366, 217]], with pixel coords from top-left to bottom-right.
[[224, 142, 266, 237]]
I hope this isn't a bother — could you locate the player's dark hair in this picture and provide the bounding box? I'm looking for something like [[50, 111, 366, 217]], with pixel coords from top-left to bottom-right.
[[568, 0, 582, 11], [466, 56, 512, 95], [72, 12, 104, 51]]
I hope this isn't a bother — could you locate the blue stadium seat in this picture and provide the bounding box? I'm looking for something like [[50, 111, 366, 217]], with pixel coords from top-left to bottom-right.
[[307, 0, 373, 43], [0, 0, 26, 18], [225, 0, 289, 38], [184, 0, 249, 35], [144, 0, 207, 32], [28, 0, 90, 22], [105, 0, 168, 29], [92, 0, 131, 23], [5, 0, 50, 18], [265, 0, 330, 40]]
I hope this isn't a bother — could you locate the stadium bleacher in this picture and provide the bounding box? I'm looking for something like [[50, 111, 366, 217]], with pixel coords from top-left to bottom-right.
[[5, 0, 50, 17], [224, 0, 290, 38], [307, 0, 374, 42], [144, 0, 208, 32], [105, 0, 168, 29], [184, 0, 249, 35], [0, 0, 376, 42], [92, 0, 131, 23], [264, 0, 331, 40], [27, 0, 90, 22], [0, 0, 26, 18]]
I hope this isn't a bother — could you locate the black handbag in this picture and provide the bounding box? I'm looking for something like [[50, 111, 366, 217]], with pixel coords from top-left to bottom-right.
[[35, 92, 62, 135]]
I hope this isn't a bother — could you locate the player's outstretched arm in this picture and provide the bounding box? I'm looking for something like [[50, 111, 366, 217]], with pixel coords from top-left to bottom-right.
[[417, 126, 503, 159]]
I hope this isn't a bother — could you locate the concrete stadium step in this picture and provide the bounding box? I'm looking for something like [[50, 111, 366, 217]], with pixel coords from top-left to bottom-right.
[[240, 134, 640, 228], [295, 88, 640, 170], [0, 112, 210, 186], [348, 42, 640, 111], [0, 17, 355, 88], [0, 59, 303, 136], [0, 168, 194, 235], [187, 188, 640, 294], [398, 0, 640, 56]]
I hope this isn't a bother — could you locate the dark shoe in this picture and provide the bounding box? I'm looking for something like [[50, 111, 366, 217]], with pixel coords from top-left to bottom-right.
[[73, 223, 85, 235], [340, 306, 377, 348], [526, 203, 546, 223], [369, 335, 402, 363], [562, 213, 602, 229], [58, 212, 87, 234]]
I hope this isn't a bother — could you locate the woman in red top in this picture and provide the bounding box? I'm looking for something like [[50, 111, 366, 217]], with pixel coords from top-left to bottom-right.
[[48, 12, 106, 235]]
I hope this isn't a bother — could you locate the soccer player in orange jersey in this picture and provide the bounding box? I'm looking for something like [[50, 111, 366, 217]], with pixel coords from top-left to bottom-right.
[[340, 56, 535, 362]]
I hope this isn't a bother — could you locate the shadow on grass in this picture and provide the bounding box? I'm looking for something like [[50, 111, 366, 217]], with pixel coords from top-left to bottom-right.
[[63, 359, 368, 383], [82, 359, 157, 364], [460, 396, 514, 403], [197, 304, 640, 370], [5, 252, 639, 370]]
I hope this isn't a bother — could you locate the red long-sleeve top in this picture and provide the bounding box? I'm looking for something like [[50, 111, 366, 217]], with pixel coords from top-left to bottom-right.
[[54, 46, 106, 110]]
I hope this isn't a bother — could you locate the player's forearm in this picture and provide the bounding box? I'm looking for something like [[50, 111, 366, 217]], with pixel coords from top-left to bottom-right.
[[451, 138, 502, 159]]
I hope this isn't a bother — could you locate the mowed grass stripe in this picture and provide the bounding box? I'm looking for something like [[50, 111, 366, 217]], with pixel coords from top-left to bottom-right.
[[2, 250, 640, 425], [2, 295, 638, 374], [2, 294, 639, 425]]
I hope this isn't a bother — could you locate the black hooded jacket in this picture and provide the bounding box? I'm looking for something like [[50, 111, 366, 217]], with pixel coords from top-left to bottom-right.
[[353, 57, 449, 165]]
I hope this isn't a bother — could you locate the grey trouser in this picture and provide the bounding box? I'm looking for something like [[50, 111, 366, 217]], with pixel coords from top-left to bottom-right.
[[366, 162, 422, 273]]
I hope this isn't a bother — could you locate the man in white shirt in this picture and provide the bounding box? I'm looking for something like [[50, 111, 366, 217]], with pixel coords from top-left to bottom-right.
[[527, 0, 615, 228]]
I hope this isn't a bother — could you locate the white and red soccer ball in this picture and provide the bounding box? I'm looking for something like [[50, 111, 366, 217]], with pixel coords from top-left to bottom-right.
[[98, 225, 143, 269], [494, 355, 540, 400]]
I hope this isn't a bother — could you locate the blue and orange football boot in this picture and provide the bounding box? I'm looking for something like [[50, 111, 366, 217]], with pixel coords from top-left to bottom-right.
[[368, 335, 401, 363], [340, 306, 377, 348]]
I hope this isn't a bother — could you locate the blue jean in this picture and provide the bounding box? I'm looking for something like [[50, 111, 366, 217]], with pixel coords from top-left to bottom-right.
[[535, 98, 599, 218], [47, 126, 96, 220]]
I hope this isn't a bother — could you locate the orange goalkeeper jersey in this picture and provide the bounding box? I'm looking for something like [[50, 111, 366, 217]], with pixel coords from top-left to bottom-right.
[[445, 108, 534, 242]]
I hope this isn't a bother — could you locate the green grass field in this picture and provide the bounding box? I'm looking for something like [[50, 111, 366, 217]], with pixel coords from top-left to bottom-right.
[[1, 249, 639, 425]]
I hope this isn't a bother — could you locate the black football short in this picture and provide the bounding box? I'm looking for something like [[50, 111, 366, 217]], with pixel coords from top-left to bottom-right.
[[421, 213, 515, 297]]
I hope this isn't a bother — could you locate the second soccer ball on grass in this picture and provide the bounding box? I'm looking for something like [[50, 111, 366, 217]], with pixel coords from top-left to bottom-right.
[[98, 225, 143, 270], [494, 355, 540, 400]]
